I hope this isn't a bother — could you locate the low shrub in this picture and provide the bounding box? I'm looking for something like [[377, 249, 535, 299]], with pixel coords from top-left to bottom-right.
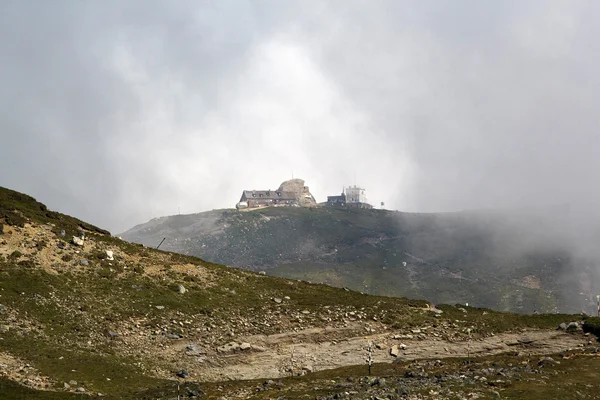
[[583, 317, 600, 338]]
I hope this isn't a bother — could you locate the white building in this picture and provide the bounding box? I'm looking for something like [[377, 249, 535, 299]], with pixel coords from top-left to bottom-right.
[[344, 185, 367, 204]]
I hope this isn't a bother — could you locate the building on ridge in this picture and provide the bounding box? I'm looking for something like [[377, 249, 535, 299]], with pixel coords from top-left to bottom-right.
[[326, 185, 372, 209], [237, 190, 298, 209], [236, 179, 317, 210]]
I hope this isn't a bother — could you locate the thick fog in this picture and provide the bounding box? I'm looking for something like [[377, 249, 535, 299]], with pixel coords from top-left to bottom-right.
[[2, 0, 600, 233]]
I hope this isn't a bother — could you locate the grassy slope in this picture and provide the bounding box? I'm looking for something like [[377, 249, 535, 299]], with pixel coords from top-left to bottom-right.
[[122, 206, 589, 313], [1, 186, 598, 399], [0, 186, 109, 236], [191, 352, 600, 400]]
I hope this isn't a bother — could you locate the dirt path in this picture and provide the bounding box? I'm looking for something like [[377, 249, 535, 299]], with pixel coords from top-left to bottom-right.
[[198, 328, 589, 381]]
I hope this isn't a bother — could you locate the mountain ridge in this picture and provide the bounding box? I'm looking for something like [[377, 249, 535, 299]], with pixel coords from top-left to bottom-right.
[[121, 205, 595, 314]]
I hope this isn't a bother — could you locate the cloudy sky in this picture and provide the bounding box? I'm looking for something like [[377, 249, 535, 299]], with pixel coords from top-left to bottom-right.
[[2, 0, 600, 233]]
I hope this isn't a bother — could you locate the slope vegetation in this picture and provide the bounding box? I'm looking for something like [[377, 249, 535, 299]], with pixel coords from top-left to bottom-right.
[[122, 206, 593, 313], [1, 186, 599, 399]]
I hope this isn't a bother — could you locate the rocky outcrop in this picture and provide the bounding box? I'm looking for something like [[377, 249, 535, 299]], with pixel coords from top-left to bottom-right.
[[277, 179, 316, 207]]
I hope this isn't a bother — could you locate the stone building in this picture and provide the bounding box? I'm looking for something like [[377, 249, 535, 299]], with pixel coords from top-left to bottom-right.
[[237, 179, 316, 209]]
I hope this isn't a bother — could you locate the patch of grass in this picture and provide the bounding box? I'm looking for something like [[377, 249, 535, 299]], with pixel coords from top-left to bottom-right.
[[89, 250, 107, 260], [125, 204, 592, 314], [138, 351, 600, 400], [0, 333, 167, 397], [17, 259, 36, 268], [0, 378, 89, 399], [0, 186, 110, 237], [583, 316, 600, 338], [435, 304, 572, 334]]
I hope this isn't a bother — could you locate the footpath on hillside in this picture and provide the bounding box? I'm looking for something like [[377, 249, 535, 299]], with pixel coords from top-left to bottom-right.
[[194, 323, 589, 381]]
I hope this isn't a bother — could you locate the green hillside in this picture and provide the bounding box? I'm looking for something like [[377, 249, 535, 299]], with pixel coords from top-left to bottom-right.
[[122, 205, 594, 314], [1, 186, 600, 399]]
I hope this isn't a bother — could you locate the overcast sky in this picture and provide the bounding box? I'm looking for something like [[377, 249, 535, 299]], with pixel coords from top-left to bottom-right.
[[2, 0, 600, 233]]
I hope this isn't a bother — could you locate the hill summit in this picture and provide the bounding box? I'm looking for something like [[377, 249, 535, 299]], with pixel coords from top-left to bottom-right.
[[122, 205, 598, 314]]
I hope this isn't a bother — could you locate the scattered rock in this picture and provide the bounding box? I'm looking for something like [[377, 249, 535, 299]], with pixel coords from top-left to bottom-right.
[[273, 298, 282, 304], [59, 230, 66, 237], [186, 388, 204, 397], [372, 377, 386, 386], [168, 333, 184, 339], [177, 284, 186, 294], [390, 345, 400, 357], [240, 342, 252, 350], [566, 322, 580, 332], [558, 323, 568, 331], [392, 334, 413, 340], [63, 382, 70, 390], [258, 271, 266, 275], [155, 305, 165, 310], [72, 236, 84, 246], [185, 344, 205, 356], [217, 342, 240, 353], [105, 330, 119, 339], [75, 387, 85, 393], [176, 370, 189, 379], [517, 337, 534, 345], [79, 259, 89, 266], [538, 356, 560, 366], [105, 250, 114, 261], [68, 380, 78, 386]]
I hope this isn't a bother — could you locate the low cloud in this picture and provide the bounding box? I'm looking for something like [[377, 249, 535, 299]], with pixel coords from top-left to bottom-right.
[[1, 1, 599, 233]]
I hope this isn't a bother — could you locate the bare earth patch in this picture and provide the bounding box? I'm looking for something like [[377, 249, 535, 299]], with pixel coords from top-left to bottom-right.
[[191, 328, 588, 381]]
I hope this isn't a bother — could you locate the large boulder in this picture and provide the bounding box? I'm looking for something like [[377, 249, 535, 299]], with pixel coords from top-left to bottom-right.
[[277, 179, 316, 207]]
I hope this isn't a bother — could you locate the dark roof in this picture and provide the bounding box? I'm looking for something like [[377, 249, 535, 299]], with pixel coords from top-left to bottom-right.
[[241, 190, 297, 201]]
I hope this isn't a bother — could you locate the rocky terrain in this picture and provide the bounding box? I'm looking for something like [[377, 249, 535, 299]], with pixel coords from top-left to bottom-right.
[[2, 186, 600, 399], [121, 205, 596, 314]]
